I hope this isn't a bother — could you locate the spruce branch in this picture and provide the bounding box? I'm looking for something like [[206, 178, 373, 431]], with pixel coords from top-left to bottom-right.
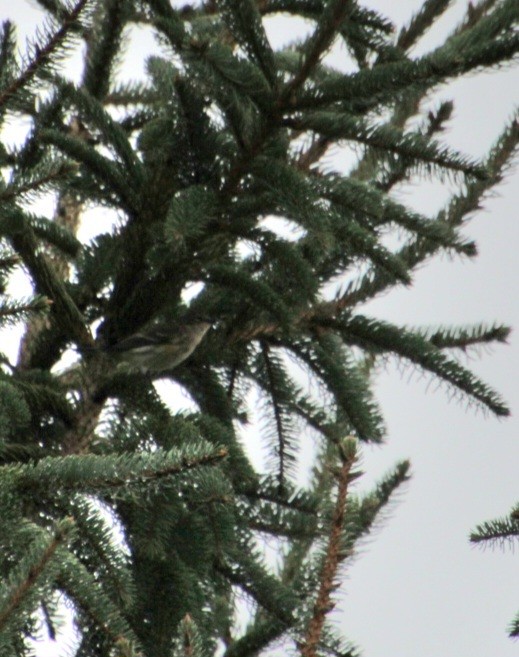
[[217, 0, 277, 86], [0, 0, 88, 110], [223, 618, 285, 657], [9, 223, 92, 349], [397, 0, 452, 52], [316, 173, 471, 254], [0, 21, 16, 88], [425, 323, 511, 351], [470, 516, 519, 546], [103, 81, 158, 107], [281, 0, 354, 101], [335, 313, 509, 416], [82, 0, 130, 100], [296, 32, 519, 109], [342, 115, 519, 306], [280, 441, 343, 589], [375, 100, 455, 191], [299, 438, 357, 657], [469, 503, 519, 637], [57, 81, 145, 178], [0, 251, 20, 272], [1, 205, 81, 257], [0, 2, 516, 654], [145, 0, 186, 50], [65, 497, 135, 608], [295, 134, 331, 172], [0, 295, 52, 324], [40, 600, 57, 642], [216, 545, 298, 625], [172, 613, 205, 657], [12, 443, 228, 493], [0, 518, 74, 634], [38, 128, 139, 212], [354, 0, 504, 184], [285, 111, 487, 179], [226, 296, 365, 344], [459, 0, 500, 31], [9, 374, 75, 427], [17, 0, 142, 373], [0, 160, 75, 203], [57, 551, 142, 654], [256, 341, 295, 491], [17, 126, 93, 369], [289, 335, 385, 442], [260, 341, 293, 492]]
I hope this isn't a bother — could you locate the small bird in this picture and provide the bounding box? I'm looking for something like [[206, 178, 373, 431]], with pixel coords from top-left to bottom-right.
[[106, 316, 212, 374]]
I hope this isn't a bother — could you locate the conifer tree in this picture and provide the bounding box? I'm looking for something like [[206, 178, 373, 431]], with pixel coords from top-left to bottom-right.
[[0, 1, 517, 656]]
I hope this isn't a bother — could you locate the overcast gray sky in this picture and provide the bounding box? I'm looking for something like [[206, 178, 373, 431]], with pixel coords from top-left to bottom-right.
[[1, 2, 518, 657]]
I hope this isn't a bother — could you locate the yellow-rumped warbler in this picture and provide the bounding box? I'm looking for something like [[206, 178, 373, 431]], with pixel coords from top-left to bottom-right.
[[106, 317, 212, 374]]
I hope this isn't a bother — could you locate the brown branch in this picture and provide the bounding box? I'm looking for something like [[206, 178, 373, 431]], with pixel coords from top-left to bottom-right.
[[299, 438, 357, 657], [180, 613, 196, 657], [295, 135, 332, 172], [58, 352, 116, 455], [61, 395, 105, 456]]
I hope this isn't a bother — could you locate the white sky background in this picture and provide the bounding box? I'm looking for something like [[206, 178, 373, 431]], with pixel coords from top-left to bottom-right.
[[1, 2, 518, 657]]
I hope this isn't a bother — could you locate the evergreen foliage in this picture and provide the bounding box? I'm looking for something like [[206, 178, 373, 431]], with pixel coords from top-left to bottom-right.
[[0, 1, 516, 655], [470, 505, 519, 637]]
